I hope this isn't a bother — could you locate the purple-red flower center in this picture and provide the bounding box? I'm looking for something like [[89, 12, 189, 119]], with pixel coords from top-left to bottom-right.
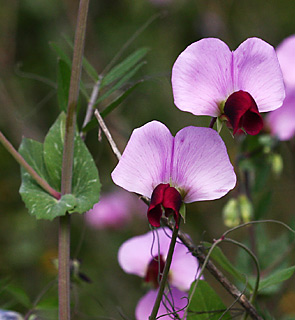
[[147, 183, 182, 228], [144, 254, 166, 288], [224, 90, 263, 135]]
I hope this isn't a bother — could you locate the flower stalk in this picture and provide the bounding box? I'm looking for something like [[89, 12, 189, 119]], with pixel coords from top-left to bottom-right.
[[149, 221, 180, 320], [59, 0, 89, 319]]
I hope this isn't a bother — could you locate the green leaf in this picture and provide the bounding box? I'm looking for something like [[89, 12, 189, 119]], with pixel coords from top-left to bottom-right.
[[19, 112, 100, 219], [97, 61, 146, 104], [19, 138, 77, 219], [82, 81, 143, 134], [63, 35, 99, 81], [259, 266, 295, 292], [203, 242, 253, 291], [43, 112, 101, 214], [188, 280, 232, 319], [101, 47, 149, 88], [5, 284, 32, 308], [50, 42, 89, 100], [57, 59, 71, 112], [49, 42, 72, 66], [100, 81, 142, 117]]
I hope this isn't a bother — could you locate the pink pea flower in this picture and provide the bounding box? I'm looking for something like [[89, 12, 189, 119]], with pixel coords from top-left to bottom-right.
[[275, 35, 295, 88], [118, 228, 200, 319], [111, 121, 236, 228], [85, 189, 145, 229], [172, 38, 285, 135], [266, 35, 295, 141]]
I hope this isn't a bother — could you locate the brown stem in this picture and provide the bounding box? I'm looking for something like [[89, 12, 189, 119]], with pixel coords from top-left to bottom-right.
[[162, 217, 263, 320], [59, 0, 90, 319], [0, 131, 60, 200]]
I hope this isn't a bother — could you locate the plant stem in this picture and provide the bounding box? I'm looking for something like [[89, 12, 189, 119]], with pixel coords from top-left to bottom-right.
[[0, 131, 60, 199], [59, 0, 89, 319], [149, 223, 179, 320], [94, 109, 122, 160], [80, 77, 102, 140]]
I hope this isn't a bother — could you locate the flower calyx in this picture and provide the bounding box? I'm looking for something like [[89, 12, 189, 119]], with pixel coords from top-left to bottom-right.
[[147, 183, 182, 228]]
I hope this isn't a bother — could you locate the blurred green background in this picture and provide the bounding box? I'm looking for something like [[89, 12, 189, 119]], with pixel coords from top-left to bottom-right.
[[1, 0, 295, 319]]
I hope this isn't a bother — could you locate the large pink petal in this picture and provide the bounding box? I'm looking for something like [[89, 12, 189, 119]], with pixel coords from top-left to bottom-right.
[[276, 35, 295, 88], [111, 121, 173, 198], [172, 38, 233, 117], [118, 229, 171, 277], [135, 287, 188, 320], [171, 127, 236, 202], [267, 88, 295, 141], [233, 38, 285, 113]]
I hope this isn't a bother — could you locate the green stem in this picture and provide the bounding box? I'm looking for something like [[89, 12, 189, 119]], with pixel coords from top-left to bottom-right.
[[0, 131, 60, 199], [223, 238, 260, 304], [222, 239, 260, 320], [149, 223, 179, 320], [59, 0, 89, 319]]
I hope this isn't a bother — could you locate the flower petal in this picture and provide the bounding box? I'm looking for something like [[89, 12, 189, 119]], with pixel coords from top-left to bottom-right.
[[118, 228, 171, 277], [171, 127, 236, 202], [224, 90, 263, 135], [172, 38, 233, 116], [233, 37, 285, 113], [170, 239, 201, 291], [111, 121, 173, 198], [267, 88, 295, 141], [276, 35, 295, 88], [85, 190, 132, 229], [148, 183, 169, 227], [135, 287, 188, 320]]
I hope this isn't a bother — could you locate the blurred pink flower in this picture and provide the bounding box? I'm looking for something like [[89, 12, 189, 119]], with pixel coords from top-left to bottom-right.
[[266, 35, 295, 141], [111, 121, 236, 227], [118, 227, 200, 319], [85, 189, 145, 229], [275, 35, 295, 88], [172, 38, 285, 135]]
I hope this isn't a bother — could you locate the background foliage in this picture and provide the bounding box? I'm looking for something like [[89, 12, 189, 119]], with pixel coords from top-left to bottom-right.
[[1, 0, 295, 318]]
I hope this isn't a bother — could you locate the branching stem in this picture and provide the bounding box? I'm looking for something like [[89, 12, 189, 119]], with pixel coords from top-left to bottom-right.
[[0, 131, 60, 199]]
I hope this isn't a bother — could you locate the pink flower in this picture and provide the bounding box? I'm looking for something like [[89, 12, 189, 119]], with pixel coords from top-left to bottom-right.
[[85, 189, 145, 229], [135, 287, 188, 320], [118, 228, 200, 319], [275, 35, 295, 88], [172, 38, 285, 135], [111, 121, 236, 227], [266, 35, 295, 141]]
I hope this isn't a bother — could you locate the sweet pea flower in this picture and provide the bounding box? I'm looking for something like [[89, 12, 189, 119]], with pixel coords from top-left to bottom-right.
[[267, 88, 295, 141], [172, 38, 285, 135], [111, 121, 236, 227], [275, 35, 295, 88], [118, 228, 200, 319], [85, 189, 145, 229], [266, 35, 295, 141]]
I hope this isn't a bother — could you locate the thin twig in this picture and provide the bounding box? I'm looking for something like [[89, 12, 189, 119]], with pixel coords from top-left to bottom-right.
[[81, 77, 102, 140], [94, 109, 122, 160], [0, 131, 60, 200]]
